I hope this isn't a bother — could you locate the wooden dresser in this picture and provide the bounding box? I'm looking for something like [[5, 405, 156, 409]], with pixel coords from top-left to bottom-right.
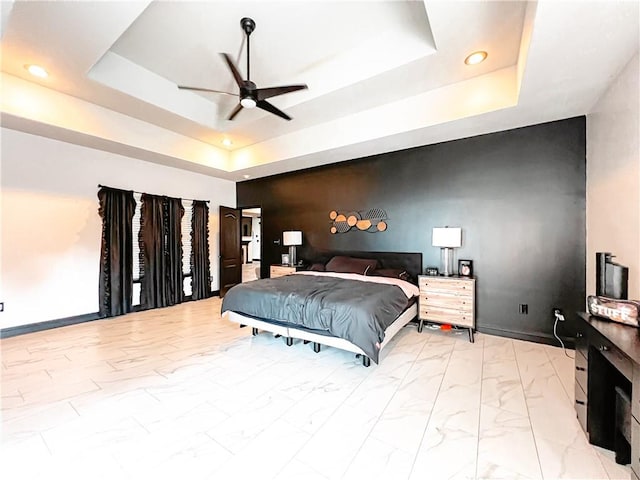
[[417, 275, 476, 342], [270, 264, 304, 278]]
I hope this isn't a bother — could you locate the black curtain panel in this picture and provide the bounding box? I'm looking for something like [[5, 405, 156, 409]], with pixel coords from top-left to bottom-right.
[[98, 187, 136, 317], [164, 197, 184, 306], [192, 200, 211, 300], [140, 194, 167, 309]]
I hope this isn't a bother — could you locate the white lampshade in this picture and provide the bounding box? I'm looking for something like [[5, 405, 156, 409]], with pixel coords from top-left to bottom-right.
[[432, 227, 462, 248], [283, 231, 302, 246]]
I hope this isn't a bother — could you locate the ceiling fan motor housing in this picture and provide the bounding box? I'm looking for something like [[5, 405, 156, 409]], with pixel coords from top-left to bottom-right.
[[240, 81, 257, 108], [241, 17, 256, 36]]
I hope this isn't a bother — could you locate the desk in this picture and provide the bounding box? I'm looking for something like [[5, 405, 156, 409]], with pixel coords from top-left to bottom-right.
[[576, 313, 640, 479]]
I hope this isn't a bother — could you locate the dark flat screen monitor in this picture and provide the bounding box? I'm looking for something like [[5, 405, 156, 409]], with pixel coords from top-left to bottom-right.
[[596, 252, 629, 300]]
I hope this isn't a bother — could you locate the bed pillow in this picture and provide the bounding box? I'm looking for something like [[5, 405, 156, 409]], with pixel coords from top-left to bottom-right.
[[325, 256, 378, 276], [370, 268, 410, 282], [308, 262, 326, 272]]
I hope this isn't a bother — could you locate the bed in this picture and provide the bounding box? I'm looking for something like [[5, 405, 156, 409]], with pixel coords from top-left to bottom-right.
[[221, 251, 422, 366]]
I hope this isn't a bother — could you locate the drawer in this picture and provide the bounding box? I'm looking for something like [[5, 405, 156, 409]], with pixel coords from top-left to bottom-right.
[[419, 307, 473, 327], [575, 381, 588, 434], [575, 350, 588, 393], [419, 281, 474, 296], [421, 295, 473, 312], [633, 418, 640, 477], [575, 323, 588, 359], [591, 330, 633, 381], [270, 266, 295, 277], [420, 304, 473, 317]]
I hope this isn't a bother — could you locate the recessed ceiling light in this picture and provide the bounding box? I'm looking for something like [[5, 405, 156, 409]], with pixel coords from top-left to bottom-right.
[[243, 174, 251, 179], [464, 51, 488, 66], [222, 138, 232, 147], [25, 64, 48, 78]]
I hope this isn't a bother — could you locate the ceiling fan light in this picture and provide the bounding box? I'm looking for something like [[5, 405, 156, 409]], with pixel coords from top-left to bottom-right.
[[240, 97, 257, 108]]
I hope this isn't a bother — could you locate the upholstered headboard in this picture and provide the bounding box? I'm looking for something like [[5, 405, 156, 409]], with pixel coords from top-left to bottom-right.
[[301, 249, 423, 285]]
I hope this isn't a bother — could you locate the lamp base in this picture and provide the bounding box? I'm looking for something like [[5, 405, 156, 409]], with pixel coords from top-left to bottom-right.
[[441, 247, 454, 277], [289, 245, 297, 266]]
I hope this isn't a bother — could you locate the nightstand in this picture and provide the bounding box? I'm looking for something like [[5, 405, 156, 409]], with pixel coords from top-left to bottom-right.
[[270, 264, 305, 278], [418, 275, 476, 342]]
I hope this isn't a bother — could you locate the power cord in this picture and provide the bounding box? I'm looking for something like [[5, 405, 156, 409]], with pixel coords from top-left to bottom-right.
[[553, 309, 574, 359]]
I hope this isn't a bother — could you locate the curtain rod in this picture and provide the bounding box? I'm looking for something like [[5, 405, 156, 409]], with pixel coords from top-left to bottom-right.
[[97, 184, 210, 204]]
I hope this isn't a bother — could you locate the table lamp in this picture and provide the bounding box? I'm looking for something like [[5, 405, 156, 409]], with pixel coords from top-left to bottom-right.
[[432, 227, 462, 276], [283, 231, 302, 265]]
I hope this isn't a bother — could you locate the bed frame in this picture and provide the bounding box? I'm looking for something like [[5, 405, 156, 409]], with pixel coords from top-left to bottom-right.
[[223, 250, 423, 367], [224, 304, 417, 367], [302, 249, 423, 284]]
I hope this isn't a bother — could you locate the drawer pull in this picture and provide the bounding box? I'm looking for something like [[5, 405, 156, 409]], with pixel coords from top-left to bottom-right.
[[576, 366, 586, 371], [599, 345, 610, 352], [576, 400, 586, 406]]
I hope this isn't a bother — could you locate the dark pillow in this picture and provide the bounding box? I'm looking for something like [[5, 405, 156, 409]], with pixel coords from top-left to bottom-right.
[[308, 262, 326, 272], [370, 268, 409, 281], [325, 256, 378, 276]]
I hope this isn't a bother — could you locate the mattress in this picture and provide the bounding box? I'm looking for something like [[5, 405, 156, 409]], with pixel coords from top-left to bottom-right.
[[221, 271, 419, 363]]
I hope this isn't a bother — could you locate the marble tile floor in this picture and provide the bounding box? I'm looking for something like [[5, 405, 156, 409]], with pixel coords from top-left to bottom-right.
[[0, 297, 631, 479]]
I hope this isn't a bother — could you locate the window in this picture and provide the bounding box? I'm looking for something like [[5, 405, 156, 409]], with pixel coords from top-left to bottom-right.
[[132, 192, 142, 306], [181, 199, 193, 297], [131, 194, 200, 306]]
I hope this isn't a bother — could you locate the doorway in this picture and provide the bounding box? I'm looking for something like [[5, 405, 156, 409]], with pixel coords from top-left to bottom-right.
[[241, 207, 261, 282]]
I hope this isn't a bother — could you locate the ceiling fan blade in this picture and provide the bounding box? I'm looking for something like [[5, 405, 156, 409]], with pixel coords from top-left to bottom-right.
[[220, 53, 245, 88], [178, 85, 238, 96], [235, 35, 246, 65], [227, 103, 244, 121], [256, 84, 308, 101], [256, 100, 292, 121]]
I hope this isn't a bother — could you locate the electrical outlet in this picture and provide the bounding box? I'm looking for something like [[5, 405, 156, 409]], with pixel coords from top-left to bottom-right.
[[519, 304, 528, 315]]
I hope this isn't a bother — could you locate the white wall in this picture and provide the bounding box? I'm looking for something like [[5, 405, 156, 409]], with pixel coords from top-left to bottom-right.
[[1, 128, 236, 328], [586, 52, 640, 299], [251, 216, 261, 261]]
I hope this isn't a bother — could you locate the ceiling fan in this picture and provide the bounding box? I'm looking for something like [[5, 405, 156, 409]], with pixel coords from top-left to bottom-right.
[[178, 17, 308, 121]]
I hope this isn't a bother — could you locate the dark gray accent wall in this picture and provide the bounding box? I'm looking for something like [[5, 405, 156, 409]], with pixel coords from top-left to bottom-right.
[[237, 117, 586, 344]]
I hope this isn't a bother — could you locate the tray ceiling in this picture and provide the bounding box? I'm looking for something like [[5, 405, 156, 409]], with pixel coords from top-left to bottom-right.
[[1, 1, 638, 180]]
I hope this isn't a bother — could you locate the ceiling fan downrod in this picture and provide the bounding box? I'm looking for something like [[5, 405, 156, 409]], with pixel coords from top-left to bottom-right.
[[240, 17, 255, 82]]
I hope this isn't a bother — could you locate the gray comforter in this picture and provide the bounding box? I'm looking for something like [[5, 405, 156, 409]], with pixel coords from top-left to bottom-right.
[[221, 274, 411, 363]]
